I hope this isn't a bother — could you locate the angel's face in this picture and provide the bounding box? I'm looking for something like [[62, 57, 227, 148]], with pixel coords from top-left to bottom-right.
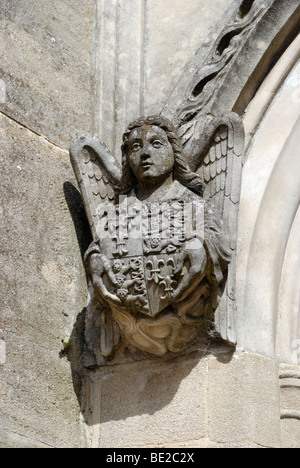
[[126, 125, 174, 185]]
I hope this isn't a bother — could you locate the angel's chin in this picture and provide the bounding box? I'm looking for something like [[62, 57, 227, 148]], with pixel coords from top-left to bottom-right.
[[138, 173, 154, 183]]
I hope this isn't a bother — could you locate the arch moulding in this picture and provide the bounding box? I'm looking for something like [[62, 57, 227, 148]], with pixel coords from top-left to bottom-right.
[[163, 0, 300, 351]]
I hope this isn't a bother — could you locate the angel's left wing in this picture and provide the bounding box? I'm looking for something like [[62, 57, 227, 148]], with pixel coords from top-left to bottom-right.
[[70, 135, 122, 239], [183, 112, 244, 246], [195, 112, 244, 249], [181, 112, 245, 344]]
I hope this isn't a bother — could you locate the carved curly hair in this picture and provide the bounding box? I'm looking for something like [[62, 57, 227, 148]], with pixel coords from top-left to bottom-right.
[[119, 115, 205, 196]]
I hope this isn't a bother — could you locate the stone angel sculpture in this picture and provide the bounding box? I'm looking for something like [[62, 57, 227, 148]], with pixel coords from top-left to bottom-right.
[[70, 113, 244, 358]]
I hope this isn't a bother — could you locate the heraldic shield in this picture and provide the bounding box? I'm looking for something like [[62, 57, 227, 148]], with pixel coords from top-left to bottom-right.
[[95, 195, 205, 318]]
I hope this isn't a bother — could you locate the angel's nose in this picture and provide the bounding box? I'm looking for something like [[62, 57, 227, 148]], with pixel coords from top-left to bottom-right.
[[141, 151, 151, 161], [141, 143, 152, 159]]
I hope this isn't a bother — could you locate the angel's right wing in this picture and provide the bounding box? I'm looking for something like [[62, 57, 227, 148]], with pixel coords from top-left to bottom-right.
[[70, 135, 123, 359], [69, 135, 122, 239]]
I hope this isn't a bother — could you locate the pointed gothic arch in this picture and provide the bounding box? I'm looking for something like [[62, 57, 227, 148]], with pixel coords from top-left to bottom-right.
[[162, 0, 300, 348]]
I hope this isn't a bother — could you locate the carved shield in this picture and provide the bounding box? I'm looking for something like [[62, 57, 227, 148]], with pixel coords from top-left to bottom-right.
[[97, 198, 196, 317]]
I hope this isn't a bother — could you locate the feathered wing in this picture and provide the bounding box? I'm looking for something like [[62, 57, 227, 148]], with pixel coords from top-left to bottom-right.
[[197, 113, 244, 248], [69, 134, 122, 239], [183, 112, 245, 343], [70, 135, 122, 359]]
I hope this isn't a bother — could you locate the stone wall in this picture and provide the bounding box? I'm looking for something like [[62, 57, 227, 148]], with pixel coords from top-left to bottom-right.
[[1, 0, 299, 448], [81, 351, 281, 448], [0, 113, 88, 448], [0, 0, 94, 149], [0, 0, 94, 448]]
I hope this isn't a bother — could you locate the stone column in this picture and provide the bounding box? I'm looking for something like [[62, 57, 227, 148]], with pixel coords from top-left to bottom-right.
[[91, 0, 145, 156]]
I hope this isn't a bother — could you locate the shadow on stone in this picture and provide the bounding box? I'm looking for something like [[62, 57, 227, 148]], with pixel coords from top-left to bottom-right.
[[63, 302, 235, 427], [63, 181, 92, 260], [62, 181, 235, 427], [97, 343, 235, 425]]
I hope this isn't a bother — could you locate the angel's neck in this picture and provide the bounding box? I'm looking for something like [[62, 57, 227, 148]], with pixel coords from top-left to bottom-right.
[[135, 174, 174, 202]]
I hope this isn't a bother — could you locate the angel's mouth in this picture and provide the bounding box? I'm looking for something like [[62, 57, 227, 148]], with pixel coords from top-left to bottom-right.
[[141, 162, 153, 169]]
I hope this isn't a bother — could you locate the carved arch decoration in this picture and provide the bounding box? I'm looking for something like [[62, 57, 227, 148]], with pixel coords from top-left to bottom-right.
[[162, 0, 300, 346], [237, 35, 300, 360], [236, 35, 300, 442]]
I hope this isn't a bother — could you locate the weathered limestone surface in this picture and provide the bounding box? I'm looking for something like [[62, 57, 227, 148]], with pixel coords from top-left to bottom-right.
[[82, 351, 281, 448], [92, 0, 238, 155], [0, 0, 94, 150], [0, 113, 88, 448], [143, 0, 238, 116]]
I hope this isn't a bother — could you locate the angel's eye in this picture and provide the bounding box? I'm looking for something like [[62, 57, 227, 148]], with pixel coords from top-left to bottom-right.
[[152, 140, 164, 148], [131, 142, 142, 152]]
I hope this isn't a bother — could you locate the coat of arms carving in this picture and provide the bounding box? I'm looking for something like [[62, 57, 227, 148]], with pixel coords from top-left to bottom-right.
[[70, 113, 244, 358]]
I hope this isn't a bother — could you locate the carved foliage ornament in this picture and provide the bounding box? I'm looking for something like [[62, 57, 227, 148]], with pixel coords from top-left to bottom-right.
[[168, 0, 274, 128], [70, 112, 244, 358]]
